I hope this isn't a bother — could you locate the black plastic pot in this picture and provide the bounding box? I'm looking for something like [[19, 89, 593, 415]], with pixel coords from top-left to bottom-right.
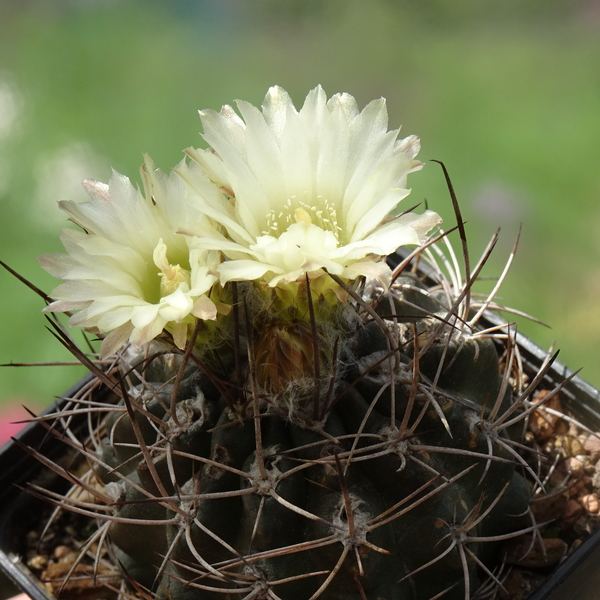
[[1, 255, 600, 600]]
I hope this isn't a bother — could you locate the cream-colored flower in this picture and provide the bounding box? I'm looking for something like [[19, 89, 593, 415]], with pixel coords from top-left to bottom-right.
[[178, 85, 441, 293], [39, 158, 223, 357]]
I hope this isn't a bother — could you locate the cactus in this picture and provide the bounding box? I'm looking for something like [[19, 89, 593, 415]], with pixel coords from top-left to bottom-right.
[[27, 245, 553, 600], [15, 87, 573, 600]]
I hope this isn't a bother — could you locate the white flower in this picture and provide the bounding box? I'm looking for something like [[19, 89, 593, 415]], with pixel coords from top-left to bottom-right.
[[177, 85, 441, 292], [39, 157, 222, 357]]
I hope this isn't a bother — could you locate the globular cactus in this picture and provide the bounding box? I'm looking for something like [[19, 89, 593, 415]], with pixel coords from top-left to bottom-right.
[[21, 86, 561, 600], [38, 258, 539, 600]]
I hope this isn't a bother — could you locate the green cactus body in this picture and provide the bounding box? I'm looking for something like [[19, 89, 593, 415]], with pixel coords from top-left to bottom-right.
[[89, 270, 530, 600]]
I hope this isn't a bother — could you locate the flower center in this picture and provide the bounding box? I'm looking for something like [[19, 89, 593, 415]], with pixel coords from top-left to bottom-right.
[[262, 195, 342, 238], [153, 239, 191, 297]]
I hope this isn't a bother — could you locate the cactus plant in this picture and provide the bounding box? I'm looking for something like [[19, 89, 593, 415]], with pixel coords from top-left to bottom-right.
[[7, 86, 579, 600], [90, 276, 536, 600]]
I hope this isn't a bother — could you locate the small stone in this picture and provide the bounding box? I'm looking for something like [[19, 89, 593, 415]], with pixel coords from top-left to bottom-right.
[[585, 460, 597, 476], [566, 456, 585, 476], [53, 545, 71, 560], [561, 498, 584, 528], [529, 392, 567, 441], [579, 493, 600, 514], [554, 435, 585, 458], [27, 555, 48, 570], [583, 434, 600, 457]]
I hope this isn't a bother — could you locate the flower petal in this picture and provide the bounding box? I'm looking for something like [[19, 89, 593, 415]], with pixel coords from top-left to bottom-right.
[[217, 259, 278, 285]]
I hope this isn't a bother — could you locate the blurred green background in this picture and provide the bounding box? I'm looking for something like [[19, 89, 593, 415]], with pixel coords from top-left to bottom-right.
[[1, 0, 599, 413]]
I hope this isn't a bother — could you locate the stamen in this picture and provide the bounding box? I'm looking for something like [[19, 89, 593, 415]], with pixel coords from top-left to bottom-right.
[[261, 195, 342, 236], [153, 239, 191, 296]]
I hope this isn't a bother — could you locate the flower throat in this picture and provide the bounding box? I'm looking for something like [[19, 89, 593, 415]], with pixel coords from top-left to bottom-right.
[[262, 194, 342, 238]]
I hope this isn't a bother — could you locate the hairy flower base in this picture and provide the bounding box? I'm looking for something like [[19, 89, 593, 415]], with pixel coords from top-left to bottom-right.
[[253, 320, 335, 393]]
